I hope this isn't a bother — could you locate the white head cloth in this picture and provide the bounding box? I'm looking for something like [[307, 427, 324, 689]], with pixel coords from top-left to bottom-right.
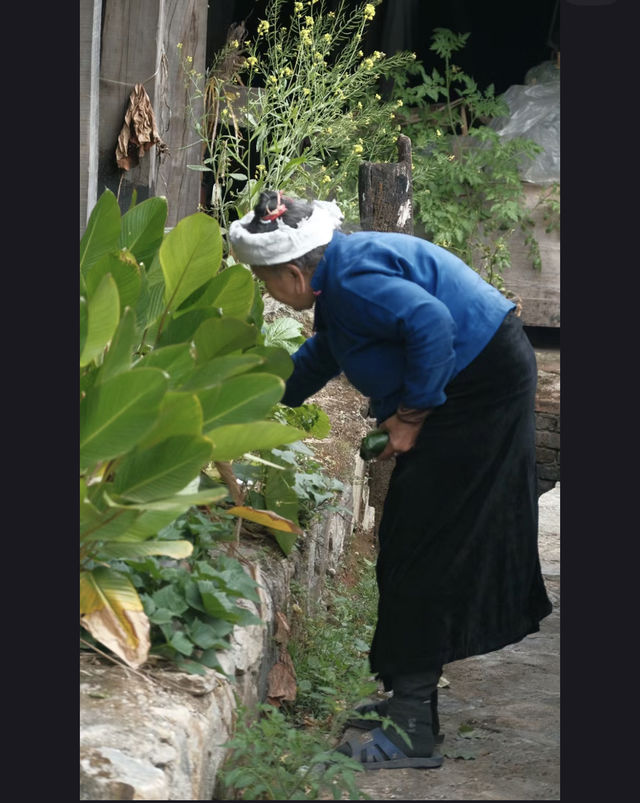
[[228, 199, 344, 266]]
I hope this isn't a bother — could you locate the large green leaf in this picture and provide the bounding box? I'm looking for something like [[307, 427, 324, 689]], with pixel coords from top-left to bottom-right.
[[265, 466, 301, 556], [133, 344, 195, 389], [155, 307, 221, 347], [80, 190, 121, 275], [79, 273, 120, 367], [160, 213, 222, 311], [244, 345, 294, 380], [120, 196, 167, 267], [80, 498, 141, 543], [80, 368, 168, 470], [179, 354, 264, 391], [191, 264, 255, 319], [84, 249, 142, 311], [98, 539, 194, 561], [193, 317, 258, 363], [98, 307, 136, 384], [208, 421, 306, 461], [80, 296, 88, 357], [112, 434, 213, 503], [105, 486, 228, 514], [135, 267, 166, 331], [134, 391, 203, 450], [198, 373, 284, 430]]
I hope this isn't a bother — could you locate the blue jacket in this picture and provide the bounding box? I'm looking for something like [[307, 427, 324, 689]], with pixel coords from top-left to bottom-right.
[[281, 230, 515, 422]]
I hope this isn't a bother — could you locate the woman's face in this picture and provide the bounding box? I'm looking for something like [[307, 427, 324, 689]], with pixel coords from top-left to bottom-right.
[[252, 264, 315, 310]]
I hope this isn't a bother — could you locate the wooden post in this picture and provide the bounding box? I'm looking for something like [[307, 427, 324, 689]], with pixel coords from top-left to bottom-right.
[[357, 134, 415, 537], [358, 134, 413, 234], [153, 0, 209, 227]]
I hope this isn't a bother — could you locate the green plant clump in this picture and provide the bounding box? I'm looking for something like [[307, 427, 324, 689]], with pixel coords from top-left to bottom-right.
[[390, 28, 560, 289], [80, 188, 310, 671], [182, 0, 416, 229], [217, 557, 382, 800]]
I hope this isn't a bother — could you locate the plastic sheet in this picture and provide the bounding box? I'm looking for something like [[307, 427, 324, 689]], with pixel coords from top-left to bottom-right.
[[490, 72, 560, 185]]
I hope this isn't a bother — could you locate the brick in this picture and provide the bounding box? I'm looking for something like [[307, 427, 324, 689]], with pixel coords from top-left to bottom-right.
[[536, 431, 560, 450], [536, 447, 556, 464]]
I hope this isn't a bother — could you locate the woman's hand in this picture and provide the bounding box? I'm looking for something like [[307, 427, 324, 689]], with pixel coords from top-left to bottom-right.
[[377, 407, 432, 460]]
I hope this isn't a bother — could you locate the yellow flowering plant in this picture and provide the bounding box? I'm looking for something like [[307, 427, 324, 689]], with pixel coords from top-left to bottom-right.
[[181, 0, 415, 233]]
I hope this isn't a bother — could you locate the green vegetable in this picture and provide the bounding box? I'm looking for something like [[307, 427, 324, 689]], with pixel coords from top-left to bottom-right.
[[359, 429, 389, 461]]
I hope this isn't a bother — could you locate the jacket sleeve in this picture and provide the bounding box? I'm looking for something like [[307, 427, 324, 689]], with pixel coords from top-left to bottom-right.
[[344, 277, 458, 409], [280, 331, 341, 407]]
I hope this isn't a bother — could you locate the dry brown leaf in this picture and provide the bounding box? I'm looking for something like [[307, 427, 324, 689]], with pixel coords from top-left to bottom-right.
[[266, 649, 297, 706], [227, 505, 303, 534], [81, 608, 150, 669], [274, 611, 291, 645], [116, 83, 167, 171]]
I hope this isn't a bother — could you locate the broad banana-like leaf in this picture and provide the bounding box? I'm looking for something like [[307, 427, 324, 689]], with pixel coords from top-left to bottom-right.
[[244, 345, 294, 380], [84, 249, 142, 311], [98, 539, 193, 561], [80, 189, 121, 275], [80, 567, 150, 668], [133, 344, 195, 389], [155, 307, 221, 347], [179, 354, 264, 391], [227, 505, 302, 534], [190, 264, 255, 319], [264, 466, 302, 555], [104, 486, 228, 514], [114, 508, 190, 541], [80, 498, 141, 543], [120, 196, 167, 267], [198, 373, 284, 430], [208, 421, 306, 461], [193, 317, 258, 363], [79, 273, 120, 367], [98, 307, 136, 384], [80, 368, 168, 470], [134, 391, 203, 450], [112, 434, 213, 503], [160, 213, 222, 311], [135, 270, 166, 332]]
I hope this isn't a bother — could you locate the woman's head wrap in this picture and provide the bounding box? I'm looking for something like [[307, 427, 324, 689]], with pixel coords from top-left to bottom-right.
[[228, 197, 344, 266]]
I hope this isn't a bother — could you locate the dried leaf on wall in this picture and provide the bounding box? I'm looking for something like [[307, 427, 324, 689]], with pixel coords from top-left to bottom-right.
[[116, 83, 168, 171]]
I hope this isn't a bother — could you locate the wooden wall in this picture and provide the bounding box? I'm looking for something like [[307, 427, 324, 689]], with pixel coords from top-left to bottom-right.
[[80, 0, 208, 236]]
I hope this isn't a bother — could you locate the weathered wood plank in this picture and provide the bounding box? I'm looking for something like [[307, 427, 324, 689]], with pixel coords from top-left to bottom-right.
[[98, 0, 161, 211], [153, 0, 209, 227]]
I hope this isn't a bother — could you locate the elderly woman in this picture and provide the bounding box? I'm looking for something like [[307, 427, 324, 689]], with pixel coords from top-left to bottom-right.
[[229, 190, 552, 771]]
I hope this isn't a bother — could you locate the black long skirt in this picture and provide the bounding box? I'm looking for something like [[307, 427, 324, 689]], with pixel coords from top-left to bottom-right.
[[369, 311, 553, 678]]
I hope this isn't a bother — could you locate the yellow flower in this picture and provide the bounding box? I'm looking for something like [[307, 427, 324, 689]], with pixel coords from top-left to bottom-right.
[[294, 1, 303, 12], [221, 108, 229, 117], [231, 39, 239, 48], [328, 10, 335, 17], [353, 144, 363, 154], [246, 55, 258, 67], [281, 66, 293, 77], [375, 93, 381, 101], [373, 50, 385, 61], [448, 154, 455, 161], [186, 55, 193, 63], [363, 58, 374, 69], [176, 42, 183, 49], [305, 16, 314, 27], [257, 164, 266, 172], [300, 28, 312, 45], [396, 99, 403, 107], [326, 127, 333, 134], [436, 129, 442, 137], [257, 20, 269, 36], [320, 165, 326, 171], [358, 50, 363, 57], [268, 74, 278, 84], [314, 51, 323, 61], [302, 87, 311, 95], [323, 33, 332, 43], [390, 112, 395, 119], [364, 4, 376, 20], [322, 175, 331, 183]]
